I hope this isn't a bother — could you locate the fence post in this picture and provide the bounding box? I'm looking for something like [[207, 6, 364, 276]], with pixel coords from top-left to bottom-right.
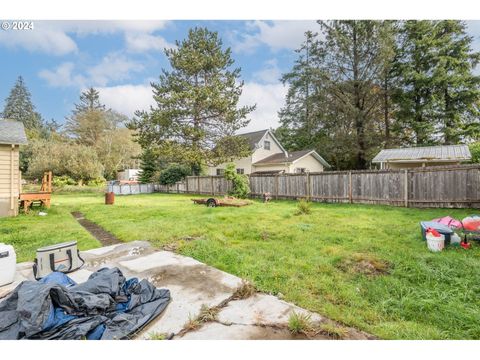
[[275, 174, 279, 200], [211, 176, 215, 196], [306, 172, 311, 200], [186, 177, 189, 194], [404, 169, 409, 207], [197, 176, 201, 194], [349, 171, 352, 204]]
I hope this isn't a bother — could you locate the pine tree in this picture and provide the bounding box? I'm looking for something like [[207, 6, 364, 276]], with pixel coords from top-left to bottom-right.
[[277, 31, 329, 151], [128, 27, 255, 175], [72, 87, 105, 115], [393, 21, 440, 145], [138, 147, 158, 183], [2, 76, 43, 130], [433, 20, 480, 144], [318, 20, 385, 169], [65, 89, 110, 146], [378, 21, 400, 148]]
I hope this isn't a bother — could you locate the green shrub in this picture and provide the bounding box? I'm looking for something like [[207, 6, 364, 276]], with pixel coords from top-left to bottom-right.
[[470, 142, 480, 163], [52, 175, 77, 187], [224, 163, 250, 198], [295, 199, 312, 215], [159, 164, 192, 186], [87, 177, 106, 186]]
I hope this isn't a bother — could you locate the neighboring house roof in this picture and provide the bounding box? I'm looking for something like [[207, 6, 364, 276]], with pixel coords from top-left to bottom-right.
[[236, 129, 269, 150], [236, 128, 287, 154], [0, 119, 28, 145], [253, 150, 331, 168], [372, 144, 471, 163]]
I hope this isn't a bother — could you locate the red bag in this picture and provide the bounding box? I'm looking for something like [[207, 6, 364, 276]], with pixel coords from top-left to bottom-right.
[[426, 227, 441, 237]]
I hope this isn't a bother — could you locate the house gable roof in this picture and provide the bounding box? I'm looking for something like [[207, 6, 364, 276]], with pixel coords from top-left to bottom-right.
[[372, 144, 471, 163], [0, 119, 28, 145], [253, 149, 331, 168], [236, 129, 287, 154]]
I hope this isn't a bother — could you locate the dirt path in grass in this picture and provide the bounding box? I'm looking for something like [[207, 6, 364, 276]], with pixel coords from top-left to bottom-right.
[[71, 211, 122, 246]]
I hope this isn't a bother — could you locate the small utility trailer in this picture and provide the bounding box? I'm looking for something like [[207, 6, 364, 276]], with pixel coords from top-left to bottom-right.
[[192, 197, 252, 208]]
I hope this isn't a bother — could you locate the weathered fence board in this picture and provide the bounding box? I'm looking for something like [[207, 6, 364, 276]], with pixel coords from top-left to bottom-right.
[[110, 164, 480, 208]]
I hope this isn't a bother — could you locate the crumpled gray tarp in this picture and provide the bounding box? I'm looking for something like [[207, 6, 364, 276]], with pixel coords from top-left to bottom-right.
[[0, 267, 171, 340]]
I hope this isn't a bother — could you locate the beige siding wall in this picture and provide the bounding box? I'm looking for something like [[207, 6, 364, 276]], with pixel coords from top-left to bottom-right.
[[252, 163, 289, 173], [208, 156, 253, 175], [0, 144, 20, 217], [288, 154, 324, 173], [208, 132, 287, 175], [385, 161, 460, 169], [251, 132, 285, 163]]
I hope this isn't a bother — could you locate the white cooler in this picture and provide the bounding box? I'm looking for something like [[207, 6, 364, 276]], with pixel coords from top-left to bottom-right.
[[0, 243, 16, 287]]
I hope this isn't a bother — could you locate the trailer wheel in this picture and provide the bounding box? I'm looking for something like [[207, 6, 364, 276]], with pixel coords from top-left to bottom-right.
[[206, 198, 217, 207]]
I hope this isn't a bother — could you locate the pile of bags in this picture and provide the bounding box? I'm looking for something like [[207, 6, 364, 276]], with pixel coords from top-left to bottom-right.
[[420, 215, 480, 252]]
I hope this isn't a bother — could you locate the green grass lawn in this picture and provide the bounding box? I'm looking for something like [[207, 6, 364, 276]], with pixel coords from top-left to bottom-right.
[[1, 192, 480, 339]]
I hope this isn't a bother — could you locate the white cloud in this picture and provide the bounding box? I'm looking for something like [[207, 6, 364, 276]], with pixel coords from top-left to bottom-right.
[[253, 59, 282, 84], [0, 20, 170, 56], [95, 80, 287, 131], [39, 53, 144, 88], [86, 54, 144, 86], [233, 20, 318, 53], [0, 27, 78, 56], [97, 84, 155, 117], [38, 62, 86, 87], [125, 32, 175, 52], [239, 82, 287, 132]]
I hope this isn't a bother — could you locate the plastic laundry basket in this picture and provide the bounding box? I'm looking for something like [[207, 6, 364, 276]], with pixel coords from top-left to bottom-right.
[[0, 243, 16, 287], [426, 232, 445, 252]]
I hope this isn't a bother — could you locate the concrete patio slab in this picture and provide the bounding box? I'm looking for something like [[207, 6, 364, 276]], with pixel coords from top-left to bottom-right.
[[217, 294, 322, 326], [0, 241, 372, 340]]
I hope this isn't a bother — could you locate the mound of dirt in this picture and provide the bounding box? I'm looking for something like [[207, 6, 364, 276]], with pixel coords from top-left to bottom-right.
[[337, 254, 391, 276]]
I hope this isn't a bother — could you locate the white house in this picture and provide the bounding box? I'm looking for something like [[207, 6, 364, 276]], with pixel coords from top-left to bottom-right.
[[117, 168, 141, 181], [208, 129, 330, 175]]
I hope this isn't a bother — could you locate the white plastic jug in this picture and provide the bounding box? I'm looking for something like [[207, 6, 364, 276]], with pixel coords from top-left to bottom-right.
[[0, 243, 16, 287], [451, 233, 462, 246], [426, 233, 445, 252]]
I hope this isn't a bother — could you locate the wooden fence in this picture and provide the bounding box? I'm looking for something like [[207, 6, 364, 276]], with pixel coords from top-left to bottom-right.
[[154, 165, 480, 208]]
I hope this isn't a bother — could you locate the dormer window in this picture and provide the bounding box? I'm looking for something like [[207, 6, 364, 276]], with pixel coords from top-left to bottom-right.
[[264, 140, 270, 150]]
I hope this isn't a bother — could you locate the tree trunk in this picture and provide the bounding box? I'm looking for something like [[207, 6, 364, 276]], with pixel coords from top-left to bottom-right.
[[383, 76, 391, 148], [352, 22, 367, 169]]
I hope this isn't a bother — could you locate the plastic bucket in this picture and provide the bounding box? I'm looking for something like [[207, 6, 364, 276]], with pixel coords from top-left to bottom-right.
[[426, 233, 445, 252]]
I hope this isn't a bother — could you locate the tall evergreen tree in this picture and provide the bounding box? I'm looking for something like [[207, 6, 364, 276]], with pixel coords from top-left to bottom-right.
[[318, 20, 385, 169], [2, 76, 43, 131], [378, 21, 400, 148], [128, 27, 255, 175], [138, 147, 159, 183], [72, 87, 105, 115], [277, 31, 329, 151], [433, 20, 480, 144], [393, 21, 440, 145]]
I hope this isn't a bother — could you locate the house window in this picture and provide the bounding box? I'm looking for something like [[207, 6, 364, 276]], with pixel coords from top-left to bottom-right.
[[264, 140, 271, 150], [295, 168, 307, 174], [216, 169, 225, 176], [236, 168, 244, 174]]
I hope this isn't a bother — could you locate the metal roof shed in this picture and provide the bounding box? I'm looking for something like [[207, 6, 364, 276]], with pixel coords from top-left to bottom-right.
[[372, 144, 471, 169]]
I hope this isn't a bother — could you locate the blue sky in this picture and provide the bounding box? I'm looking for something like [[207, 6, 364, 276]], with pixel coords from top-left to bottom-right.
[[1, 20, 479, 132]]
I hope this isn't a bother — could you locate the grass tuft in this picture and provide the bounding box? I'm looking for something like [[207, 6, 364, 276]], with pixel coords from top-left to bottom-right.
[[232, 280, 257, 300], [318, 322, 348, 339], [288, 311, 314, 335], [197, 304, 219, 323], [295, 199, 312, 215], [148, 332, 168, 340]]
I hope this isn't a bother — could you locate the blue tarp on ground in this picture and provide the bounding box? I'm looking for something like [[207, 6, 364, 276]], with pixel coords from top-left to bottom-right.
[[0, 267, 171, 340]]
